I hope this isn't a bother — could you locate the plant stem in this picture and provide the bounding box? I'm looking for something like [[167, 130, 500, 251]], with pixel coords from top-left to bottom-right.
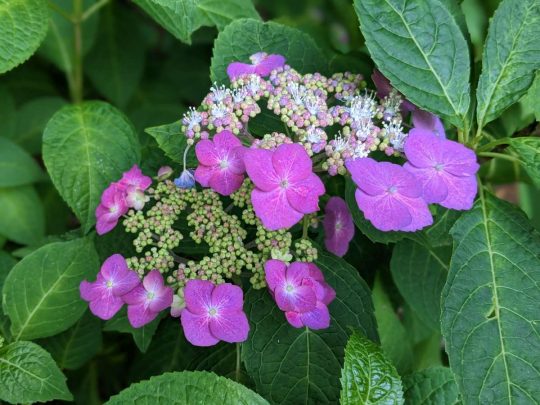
[[81, 0, 111, 21], [478, 151, 521, 164], [477, 138, 511, 153], [235, 343, 241, 382], [302, 216, 309, 239], [71, 0, 84, 103], [48, 1, 74, 22]]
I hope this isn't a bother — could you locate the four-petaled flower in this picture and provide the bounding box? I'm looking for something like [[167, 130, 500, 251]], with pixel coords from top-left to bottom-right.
[[194, 130, 246, 196], [123, 270, 173, 328], [323, 196, 355, 257], [180, 280, 249, 347], [244, 143, 325, 230], [119, 165, 152, 210], [80, 254, 140, 320], [346, 158, 433, 232], [404, 130, 479, 210], [227, 52, 286, 80]]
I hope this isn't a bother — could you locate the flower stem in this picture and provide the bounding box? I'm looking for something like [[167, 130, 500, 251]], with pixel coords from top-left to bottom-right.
[[302, 216, 309, 239], [71, 0, 84, 103], [477, 138, 511, 153], [235, 343, 242, 382], [478, 151, 521, 164], [81, 0, 110, 21], [48, 1, 74, 22]]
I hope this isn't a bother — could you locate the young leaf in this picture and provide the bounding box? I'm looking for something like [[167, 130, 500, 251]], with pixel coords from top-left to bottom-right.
[[403, 367, 460, 404], [0, 138, 43, 187], [441, 193, 540, 402], [476, 0, 540, 129], [340, 331, 404, 405], [242, 252, 378, 404], [2, 237, 99, 341], [0, 185, 44, 245], [210, 18, 328, 84], [0, 0, 49, 74], [105, 371, 268, 404], [43, 101, 141, 233], [354, 0, 471, 129], [508, 137, 540, 187], [145, 120, 198, 166], [0, 341, 72, 403]]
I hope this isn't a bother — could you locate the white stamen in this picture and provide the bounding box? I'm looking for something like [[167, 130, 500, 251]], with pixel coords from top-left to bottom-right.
[[210, 83, 229, 103], [183, 107, 202, 130]]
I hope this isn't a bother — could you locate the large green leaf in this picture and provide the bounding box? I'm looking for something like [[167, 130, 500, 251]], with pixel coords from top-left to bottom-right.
[[43, 101, 141, 232], [0, 0, 49, 74], [354, 0, 471, 129], [145, 120, 198, 166], [0, 138, 43, 187], [2, 237, 99, 341], [403, 367, 460, 404], [340, 331, 404, 405], [0, 251, 16, 340], [106, 371, 268, 404], [441, 192, 540, 403], [211, 18, 328, 84], [0, 185, 44, 245], [0, 341, 72, 403], [133, 0, 260, 44], [390, 239, 451, 330], [476, 0, 540, 128], [509, 137, 540, 187], [38, 311, 102, 370], [242, 252, 378, 404]]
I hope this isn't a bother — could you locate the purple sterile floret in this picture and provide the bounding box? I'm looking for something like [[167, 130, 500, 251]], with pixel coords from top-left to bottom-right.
[[180, 279, 249, 347], [194, 130, 246, 196], [80, 254, 140, 320], [227, 52, 286, 80], [119, 165, 152, 191], [323, 196, 355, 257], [244, 143, 325, 230], [346, 158, 433, 232], [122, 270, 173, 328], [404, 130, 479, 210], [412, 110, 446, 138], [95, 182, 128, 235]]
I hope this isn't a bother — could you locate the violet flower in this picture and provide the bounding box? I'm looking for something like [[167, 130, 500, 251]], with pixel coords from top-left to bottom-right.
[[95, 183, 128, 235], [323, 196, 355, 257], [412, 110, 446, 138], [227, 52, 286, 80]]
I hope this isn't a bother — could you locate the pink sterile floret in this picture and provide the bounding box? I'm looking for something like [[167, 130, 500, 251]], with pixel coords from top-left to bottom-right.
[[323, 196, 355, 257], [180, 279, 249, 347], [227, 52, 286, 80], [80, 254, 140, 320], [346, 158, 433, 232], [404, 130, 479, 210], [412, 110, 446, 139], [194, 130, 246, 196], [122, 270, 173, 328], [244, 143, 325, 230], [265, 260, 335, 330]]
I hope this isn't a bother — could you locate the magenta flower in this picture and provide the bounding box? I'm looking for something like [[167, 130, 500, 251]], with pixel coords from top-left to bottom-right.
[[95, 183, 128, 235], [346, 158, 433, 232], [404, 131, 479, 210], [194, 130, 246, 196], [371, 69, 415, 114], [119, 165, 152, 191], [323, 197, 355, 257], [412, 110, 445, 138], [227, 52, 286, 80], [265, 260, 335, 330], [180, 279, 249, 347], [80, 254, 140, 320], [122, 270, 173, 328], [244, 143, 325, 230]]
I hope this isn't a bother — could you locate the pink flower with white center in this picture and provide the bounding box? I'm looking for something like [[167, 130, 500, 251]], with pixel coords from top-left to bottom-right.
[[323, 197, 355, 257], [122, 270, 173, 328], [194, 130, 246, 196], [227, 52, 286, 80], [180, 280, 249, 347], [119, 165, 152, 210], [244, 143, 325, 230], [95, 182, 128, 235], [80, 254, 140, 320]]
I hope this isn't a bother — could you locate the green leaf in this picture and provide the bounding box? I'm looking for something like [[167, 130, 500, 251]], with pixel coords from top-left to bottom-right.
[[38, 311, 102, 370], [525, 73, 540, 121], [145, 120, 198, 166], [423, 206, 462, 247], [0, 341, 72, 403], [43, 101, 141, 233], [340, 331, 404, 405], [391, 239, 451, 330], [476, 0, 540, 128], [106, 371, 268, 404], [0, 138, 43, 187], [242, 251, 378, 404], [403, 367, 460, 404], [0, 251, 16, 340], [508, 137, 540, 187], [0, 185, 44, 245], [0, 0, 49, 74], [2, 237, 99, 341], [0, 86, 16, 138], [441, 192, 540, 402], [133, 0, 260, 44], [354, 0, 471, 128], [86, 4, 146, 107], [211, 18, 327, 84]]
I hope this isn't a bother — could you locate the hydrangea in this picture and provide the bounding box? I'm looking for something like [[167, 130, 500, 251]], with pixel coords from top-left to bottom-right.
[[346, 158, 433, 232], [323, 197, 355, 257], [180, 279, 249, 346], [174, 169, 196, 189], [227, 52, 286, 80], [404, 130, 479, 210], [244, 143, 325, 230], [412, 110, 446, 138], [194, 130, 246, 195], [80, 254, 140, 320]]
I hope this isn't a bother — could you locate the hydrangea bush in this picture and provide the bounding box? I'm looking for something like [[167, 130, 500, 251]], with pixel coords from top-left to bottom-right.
[[0, 0, 539, 404]]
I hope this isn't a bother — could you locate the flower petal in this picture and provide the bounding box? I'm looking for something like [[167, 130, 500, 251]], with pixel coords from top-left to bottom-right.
[[89, 294, 123, 320], [122, 285, 147, 305], [285, 311, 304, 328], [181, 309, 219, 346], [209, 170, 244, 196], [346, 158, 387, 196], [213, 130, 242, 150], [440, 140, 479, 177], [80, 280, 101, 302], [254, 54, 285, 76], [209, 311, 249, 343], [404, 163, 449, 204], [127, 303, 158, 328], [251, 188, 303, 230], [439, 174, 477, 210], [272, 143, 312, 183], [275, 285, 316, 313], [355, 190, 412, 232], [286, 174, 324, 214], [244, 148, 280, 191], [227, 62, 256, 80], [300, 302, 331, 330], [195, 139, 219, 166], [412, 109, 446, 138], [194, 165, 214, 187], [149, 286, 173, 313], [264, 260, 287, 292], [184, 279, 214, 315], [211, 283, 244, 313]]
